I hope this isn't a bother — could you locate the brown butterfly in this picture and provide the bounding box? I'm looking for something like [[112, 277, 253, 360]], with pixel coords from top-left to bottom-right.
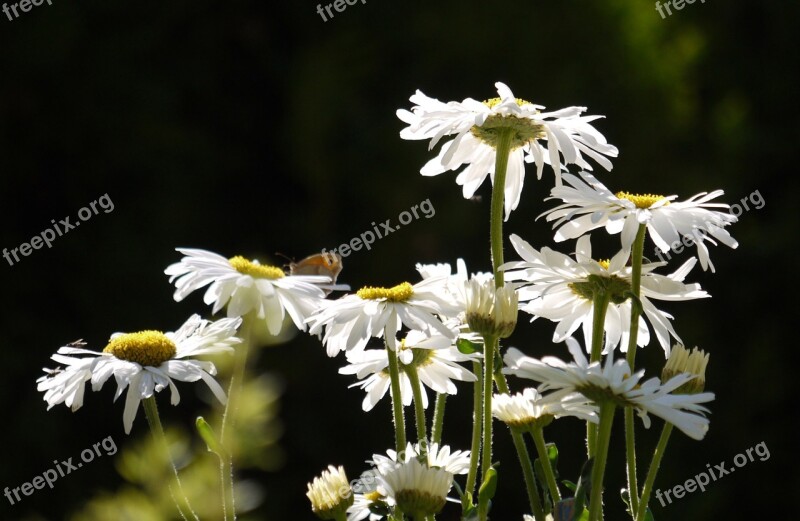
[[289, 252, 344, 295]]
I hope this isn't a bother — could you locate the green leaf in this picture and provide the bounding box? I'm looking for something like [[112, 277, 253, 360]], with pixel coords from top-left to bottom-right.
[[477, 467, 498, 518], [457, 338, 481, 354], [195, 416, 224, 457]]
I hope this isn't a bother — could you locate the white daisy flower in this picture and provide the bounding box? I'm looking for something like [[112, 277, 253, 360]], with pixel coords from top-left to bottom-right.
[[541, 171, 739, 272], [347, 491, 387, 521], [416, 260, 494, 348], [503, 338, 715, 440], [307, 277, 458, 356], [339, 330, 478, 412], [502, 234, 708, 356], [377, 458, 453, 518], [306, 465, 354, 520], [464, 277, 519, 339], [370, 442, 471, 476], [165, 248, 342, 335], [398, 82, 618, 219], [491, 387, 599, 429], [37, 314, 241, 434], [348, 469, 391, 521]]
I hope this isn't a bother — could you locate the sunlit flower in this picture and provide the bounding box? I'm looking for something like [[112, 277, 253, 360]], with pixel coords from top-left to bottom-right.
[[502, 234, 708, 356], [378, 458, 452, 519], [541, 172, 738, 271], [37, 315, 241, 433], [339, 331, 478, 411], [491, 387, 598, 429], [464, 277, 519, 338], [503, 338, 715, 440], [398, 82, 617, 219], [307, 277, 458, 356], [165, 248, 341, 335], [307, 465, 354, 520], [370, 442, 471, 476], [662, 344, 710, 394]]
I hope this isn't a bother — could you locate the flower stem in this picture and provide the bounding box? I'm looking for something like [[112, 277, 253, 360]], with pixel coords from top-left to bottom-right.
[[493, 370, 546, 521], [489, 128, 514, 287], [625, 224, 648, 368], [219, 315, 254, 520], [466, 359, 483, 496], [220, 315, 253, 443], [431, 393, 447, 444], [588, 402, 616, 521], [481, 336, 497, 480], [624, 223, 647, 515], [635, 423, 673, 521], [143, 396, 199, 521], [405, 363, 428, 444], [531, 427, 562, 503], [590, 292, 611, 364], [587, 292, 611, 459], [386, 343, 407, 452]]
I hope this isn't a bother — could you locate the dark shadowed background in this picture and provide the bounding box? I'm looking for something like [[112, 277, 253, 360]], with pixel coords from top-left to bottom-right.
[[1, 1, 797, 519]]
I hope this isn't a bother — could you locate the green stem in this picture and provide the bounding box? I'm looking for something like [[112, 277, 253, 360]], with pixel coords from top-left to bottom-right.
[[624, 224, 647, 515], [405, 364, 428, 444], [588, 402, 616, 521], [489, 128, 514, 287], [635, 423, 673, 521], [624, 409, 639, 518], [220, 455, 233, 521], [625, 224, 648, 368], [590, 292, 611, 364], [494, 371, 546, 521], [220, 316, 253, 443], [143, 396, 199, 521], [465, 360, 483, 496], [587, 292, 611, 459], [219, 315, 254, 520], [386, 343, 407, 452], [431, 393, 447, 445], [481, 336, 497, 479], [531, 427, 562, 503]]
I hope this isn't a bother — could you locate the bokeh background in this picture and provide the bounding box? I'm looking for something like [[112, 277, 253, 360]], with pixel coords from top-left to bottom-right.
[[1, 0, 797, 519]]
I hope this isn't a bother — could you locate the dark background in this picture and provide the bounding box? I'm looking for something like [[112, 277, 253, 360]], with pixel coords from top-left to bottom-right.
[[1, 1, 797, 519]]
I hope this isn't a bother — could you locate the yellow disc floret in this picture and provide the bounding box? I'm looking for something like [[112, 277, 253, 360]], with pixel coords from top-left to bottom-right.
[[597, 259, 611, 270], [615, 191, 669, 209], [229, 256, 285, 279], [103, 331, 177, 366], [357, 282, 414, 302], [482, 97, 533, 109]]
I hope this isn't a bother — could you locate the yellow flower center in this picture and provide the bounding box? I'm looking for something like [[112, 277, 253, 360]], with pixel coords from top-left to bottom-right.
[[597, 259, 610, 270], [482, 96, 533, 109], [364, 490, 383, 502], [103, 331, 177, 366], [229, 256, 285, 279], [357, 282, 414, 302], [615, 191, 669, 209]]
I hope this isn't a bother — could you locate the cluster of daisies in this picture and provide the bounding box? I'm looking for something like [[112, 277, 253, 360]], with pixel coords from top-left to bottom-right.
[[36, 81, 738, 521]]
